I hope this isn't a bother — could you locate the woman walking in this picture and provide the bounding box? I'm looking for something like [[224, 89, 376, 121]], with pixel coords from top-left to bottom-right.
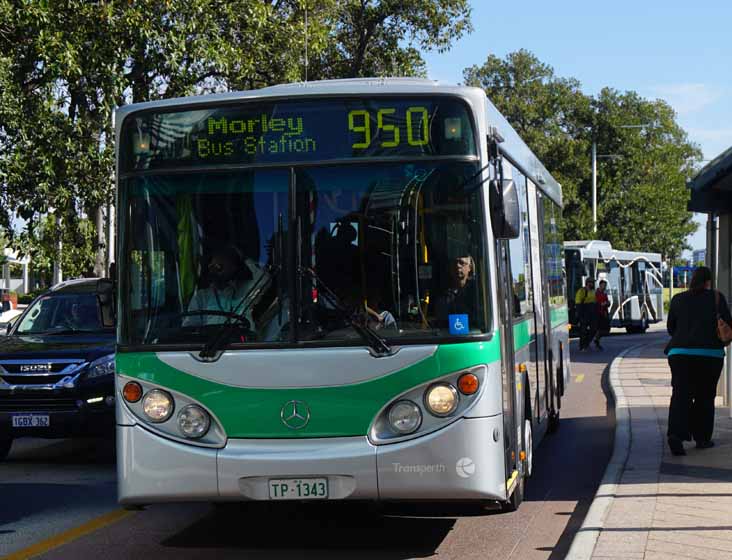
[[666, 267, 732, 456]]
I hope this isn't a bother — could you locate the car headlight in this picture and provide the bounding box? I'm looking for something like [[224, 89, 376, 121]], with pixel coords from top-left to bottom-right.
[[424, 383, 458, 417], [177, 405, 211, 438], [387, 400, 422, 434], [86, 353, 115, 379], [142, 389, 174, 423]]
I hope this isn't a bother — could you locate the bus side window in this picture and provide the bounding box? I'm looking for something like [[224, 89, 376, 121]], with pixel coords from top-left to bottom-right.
[[505, 163, 531, 318]]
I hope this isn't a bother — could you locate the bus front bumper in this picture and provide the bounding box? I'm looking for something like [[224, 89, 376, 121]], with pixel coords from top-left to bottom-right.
[[117, 415, 506, 505]]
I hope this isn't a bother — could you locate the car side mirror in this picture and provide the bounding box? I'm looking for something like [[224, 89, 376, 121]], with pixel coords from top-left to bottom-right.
[[489, 178, 520, 239]]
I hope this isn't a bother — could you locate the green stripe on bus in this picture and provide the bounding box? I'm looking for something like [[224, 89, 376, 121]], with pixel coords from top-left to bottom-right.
[[550, 306, 568, 327], [512, 319, 531, 350], [116, 337, 501, 439]]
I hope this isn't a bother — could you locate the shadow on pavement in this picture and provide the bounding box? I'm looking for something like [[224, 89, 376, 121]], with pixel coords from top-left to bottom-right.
[[162, 502, 455, 559], [0, 481, 117, 527]]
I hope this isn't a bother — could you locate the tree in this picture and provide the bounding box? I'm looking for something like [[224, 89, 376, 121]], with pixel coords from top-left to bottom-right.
[[463, 50, 702, 257], [1, 0, 472, 284], [308, 0, 472, 79]]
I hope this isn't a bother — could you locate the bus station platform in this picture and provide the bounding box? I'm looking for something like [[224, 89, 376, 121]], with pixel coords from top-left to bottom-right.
[[568, 339, 732, 559]]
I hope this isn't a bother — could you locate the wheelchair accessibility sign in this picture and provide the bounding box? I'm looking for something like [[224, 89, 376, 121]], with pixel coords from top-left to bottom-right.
[[448, 314, 469, 335]]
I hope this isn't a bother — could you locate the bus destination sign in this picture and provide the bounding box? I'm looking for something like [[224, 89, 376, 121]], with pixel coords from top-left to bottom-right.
[[121, 97, 475, 171]]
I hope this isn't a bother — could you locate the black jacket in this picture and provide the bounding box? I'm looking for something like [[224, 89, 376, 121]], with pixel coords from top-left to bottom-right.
[[666, 289, 732, 352]]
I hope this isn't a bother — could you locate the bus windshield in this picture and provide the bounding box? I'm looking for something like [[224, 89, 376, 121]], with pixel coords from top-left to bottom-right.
[[120, 161, 490, 348]]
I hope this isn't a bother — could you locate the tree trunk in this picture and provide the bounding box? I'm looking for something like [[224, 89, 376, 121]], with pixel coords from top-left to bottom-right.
[[93, 204, 106, 278]]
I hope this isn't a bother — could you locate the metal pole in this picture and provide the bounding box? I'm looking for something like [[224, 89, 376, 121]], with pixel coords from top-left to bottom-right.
[[106, 200, 115, 274], [592, 141, 597, 234], [53, 214, 62, 285], [669, 257, 673, 302]]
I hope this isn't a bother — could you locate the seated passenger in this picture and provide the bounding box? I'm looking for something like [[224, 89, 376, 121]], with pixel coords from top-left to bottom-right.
[[365, 293, 397, 331], [66, 302, 100, 330], [435, 255, 477, 324], [184, 246, 261, 327]]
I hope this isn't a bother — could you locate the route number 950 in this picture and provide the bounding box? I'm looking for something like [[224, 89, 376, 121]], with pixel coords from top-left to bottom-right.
[[348, 107, 429, 149]]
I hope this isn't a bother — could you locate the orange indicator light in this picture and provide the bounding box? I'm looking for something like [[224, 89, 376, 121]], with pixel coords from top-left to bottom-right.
[[123, 381, 143, 403], [458, 373, 479, 395]]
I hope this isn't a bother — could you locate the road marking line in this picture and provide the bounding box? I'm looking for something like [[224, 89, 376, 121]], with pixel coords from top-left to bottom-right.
[[574, 374, 585, 383], [1, 509, 133, 560]]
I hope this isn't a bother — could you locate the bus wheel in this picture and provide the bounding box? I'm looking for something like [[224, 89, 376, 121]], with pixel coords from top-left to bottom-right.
[[0, 438, 11, 461], [548, 410, 560, 434], [524, 418, 534, 478]]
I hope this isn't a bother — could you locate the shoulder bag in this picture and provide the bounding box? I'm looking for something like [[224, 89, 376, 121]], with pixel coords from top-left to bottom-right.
[[714, 290, 732, 344]]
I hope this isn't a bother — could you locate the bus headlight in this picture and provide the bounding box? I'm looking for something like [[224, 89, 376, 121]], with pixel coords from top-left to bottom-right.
[[370, 366, 487, 445], [387, 400, 422, 434], [142, 389, 174, 423], [424, 383, 458, 417], [177, 405, 211, 438]]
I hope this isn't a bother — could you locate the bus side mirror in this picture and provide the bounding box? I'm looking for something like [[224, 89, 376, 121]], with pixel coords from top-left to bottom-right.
[[489, 178, 520, 239]]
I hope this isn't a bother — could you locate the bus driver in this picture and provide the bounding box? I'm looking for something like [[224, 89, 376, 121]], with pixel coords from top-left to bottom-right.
[[184, 246, 259, 328]]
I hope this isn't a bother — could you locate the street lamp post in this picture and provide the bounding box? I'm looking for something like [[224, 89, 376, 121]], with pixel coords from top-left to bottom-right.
[[591, 123, 653, 234], [591, 142, 621, 234], [48, 207, 62, 286], [592, 142, 597, 233]]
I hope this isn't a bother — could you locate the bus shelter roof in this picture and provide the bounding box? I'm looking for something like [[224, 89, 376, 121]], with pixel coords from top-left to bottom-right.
[[688, 145, 732, 214]]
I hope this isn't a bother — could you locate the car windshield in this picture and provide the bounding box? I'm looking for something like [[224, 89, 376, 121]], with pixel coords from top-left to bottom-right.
[[120, 161, 490, 347], [15, 293, 107, 335]]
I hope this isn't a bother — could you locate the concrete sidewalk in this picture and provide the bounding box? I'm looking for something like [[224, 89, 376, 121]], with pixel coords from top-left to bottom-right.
[[568, 340, 732, 559]]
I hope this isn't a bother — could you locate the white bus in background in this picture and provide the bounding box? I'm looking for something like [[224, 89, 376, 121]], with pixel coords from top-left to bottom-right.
[[565, 240, 664, 335]]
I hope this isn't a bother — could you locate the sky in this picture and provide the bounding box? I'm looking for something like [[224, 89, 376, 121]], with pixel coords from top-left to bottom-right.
[[421, 0, 732, 256]]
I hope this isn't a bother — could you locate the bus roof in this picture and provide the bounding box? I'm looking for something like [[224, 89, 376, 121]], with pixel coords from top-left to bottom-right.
[[564, 240, 661, 263], [115, 78, 562, 205]]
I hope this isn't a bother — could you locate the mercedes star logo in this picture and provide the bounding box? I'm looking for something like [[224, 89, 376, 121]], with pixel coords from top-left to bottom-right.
[[280, 400, 311, 430]]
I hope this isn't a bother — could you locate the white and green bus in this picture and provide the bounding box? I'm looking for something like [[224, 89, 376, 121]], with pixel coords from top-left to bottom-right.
[[114, 78, 570, 511]]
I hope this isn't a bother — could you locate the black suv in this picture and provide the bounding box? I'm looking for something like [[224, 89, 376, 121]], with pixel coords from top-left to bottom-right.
[[0, 278, 115, 459]]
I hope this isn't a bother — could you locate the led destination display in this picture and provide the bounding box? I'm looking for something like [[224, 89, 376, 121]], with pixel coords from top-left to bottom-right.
[[121, 97, 476, 171]]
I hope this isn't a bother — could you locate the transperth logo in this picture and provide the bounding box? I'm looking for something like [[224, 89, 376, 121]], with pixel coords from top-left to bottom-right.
[[455, 457, 476, 478]]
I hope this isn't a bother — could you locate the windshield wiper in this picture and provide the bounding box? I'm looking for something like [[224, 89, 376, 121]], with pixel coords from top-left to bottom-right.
[[198, 265, 279, 360], [297, 266, 393, 357]]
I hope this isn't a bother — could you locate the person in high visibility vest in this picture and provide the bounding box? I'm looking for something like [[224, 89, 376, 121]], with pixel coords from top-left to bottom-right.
[[593, 279, 611, 350], [574, 277, 597, 350]]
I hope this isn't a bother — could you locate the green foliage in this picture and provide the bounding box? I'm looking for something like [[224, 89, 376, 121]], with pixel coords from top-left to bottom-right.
[[464, 50, 702, 258], [1, 0, 471, 278], [308, 0, 472, 79], [16, 213, 97, 282]]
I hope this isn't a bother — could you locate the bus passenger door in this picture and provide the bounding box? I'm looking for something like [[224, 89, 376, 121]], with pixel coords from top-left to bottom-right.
[[646, 263, 664, 321], [526, 180, 548, 423], [537, 192, 563, 423], [496, 238, 520, 485]]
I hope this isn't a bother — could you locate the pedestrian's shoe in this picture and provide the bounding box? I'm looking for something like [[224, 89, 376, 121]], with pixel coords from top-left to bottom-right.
[[696, 440, 715, 449], [668, 436, 686, 456]]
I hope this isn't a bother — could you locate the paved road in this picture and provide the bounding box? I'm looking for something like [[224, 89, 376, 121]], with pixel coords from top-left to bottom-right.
[[0, 328, 668, 559]]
